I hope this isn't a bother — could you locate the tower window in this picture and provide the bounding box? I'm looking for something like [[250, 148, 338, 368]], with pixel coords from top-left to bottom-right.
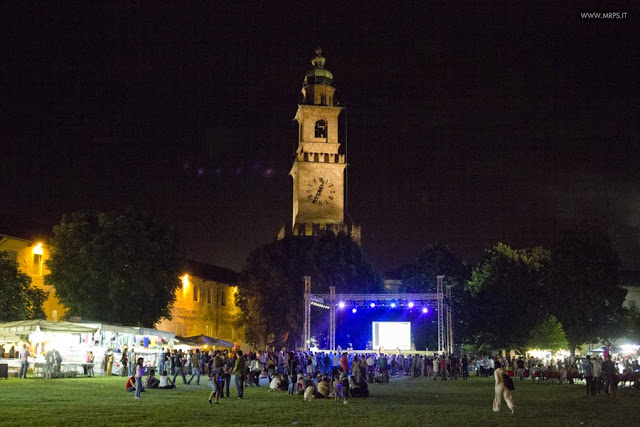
[[314, 120, 327, 139], [193, 286, 199, 302], [220, 290, 227, 307]]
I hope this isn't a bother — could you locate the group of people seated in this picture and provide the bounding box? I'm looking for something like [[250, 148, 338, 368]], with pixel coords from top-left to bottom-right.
[[125, 369, 177, 392], [268, 368, 369, 401]]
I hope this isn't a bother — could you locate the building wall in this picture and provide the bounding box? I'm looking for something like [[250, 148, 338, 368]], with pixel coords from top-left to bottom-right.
[[0, 235, 66, 321], [624, 286, 640, 310], [156, 274, 243, 343]]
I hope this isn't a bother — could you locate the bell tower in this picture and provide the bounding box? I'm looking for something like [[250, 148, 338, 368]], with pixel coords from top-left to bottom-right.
[[284, 48, 360, 240]]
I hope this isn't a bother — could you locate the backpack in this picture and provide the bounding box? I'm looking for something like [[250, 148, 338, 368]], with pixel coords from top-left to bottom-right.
[[503, 372, 515, 391]]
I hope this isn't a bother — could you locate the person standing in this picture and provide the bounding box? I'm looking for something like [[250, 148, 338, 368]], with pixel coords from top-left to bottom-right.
[[287, 352, 296, 395], [134, 358, 144, 399], [18, 344, 30, 379], [129, 347, 136, 376], [582, 355, 594, 395], [602, 354, 618, 397], [592, 356, 603, 394], [233, 350, 246, 399], [173, 350, 187, 385], [45, 349, 55, 379], [249, 354, 261, 387], [120, 349, 128, 377], [106, 351, 114, 376], [188, 349, 201, 385], [493, 361, 515, 413]]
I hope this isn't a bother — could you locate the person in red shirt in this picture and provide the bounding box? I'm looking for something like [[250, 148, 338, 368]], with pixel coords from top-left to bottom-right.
[[340, 353, 348, 374], [125, 375, 136, 392]]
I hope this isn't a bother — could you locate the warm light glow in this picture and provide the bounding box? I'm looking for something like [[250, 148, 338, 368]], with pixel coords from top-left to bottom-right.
[[181, 274, 190, 297], [527, 349, 551, 359], [621, 344, 640, 353], [33, 243, 43, 255], [408, 302, 414, 308]]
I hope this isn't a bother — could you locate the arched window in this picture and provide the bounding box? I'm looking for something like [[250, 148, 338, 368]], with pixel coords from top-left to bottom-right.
[[314, 119, 327, 139]]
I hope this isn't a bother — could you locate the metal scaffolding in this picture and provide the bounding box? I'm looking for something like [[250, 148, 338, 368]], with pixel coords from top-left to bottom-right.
[[437, 275, 445, 353], [303, 276, 311, 351], [303, 275, 453, 352], [446, 284, 453, 355]]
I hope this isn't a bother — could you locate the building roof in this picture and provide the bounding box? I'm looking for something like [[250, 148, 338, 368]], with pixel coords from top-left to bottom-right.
[[621, 271, 640, 288], [185, 259, 238, 285], [0, 214, 54, 243]]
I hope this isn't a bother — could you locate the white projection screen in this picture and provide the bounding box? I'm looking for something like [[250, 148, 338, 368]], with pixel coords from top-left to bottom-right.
[[372, 321, 411, 351]]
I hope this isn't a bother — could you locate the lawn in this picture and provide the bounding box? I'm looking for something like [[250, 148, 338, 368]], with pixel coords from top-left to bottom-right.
[[1, 375, 639, 426]]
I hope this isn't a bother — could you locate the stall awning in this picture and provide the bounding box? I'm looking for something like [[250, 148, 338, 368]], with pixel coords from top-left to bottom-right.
[[73, 323, 175, 340], [0, 320, 98, 334], [0, 331, 21, 343], [177, 335, 234, 348]]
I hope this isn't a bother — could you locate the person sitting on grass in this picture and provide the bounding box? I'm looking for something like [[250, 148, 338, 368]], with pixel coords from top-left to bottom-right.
[[279, 374, 289, 392], [125, 375, 145, 393], [317, 375, 330, 398], [158, 371, 176, 389], [269, 374, 282, 392], [126, 375, 136, 392], [349, 375, 370, 398], [145, 369, 160, 389], [296, 376, 305, 395]]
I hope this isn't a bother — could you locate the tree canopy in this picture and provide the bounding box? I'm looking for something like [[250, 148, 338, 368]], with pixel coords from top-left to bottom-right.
[[0, 251, 46, 321], [464, 243, 551, 350], [235, 231, 383, 348], [549, 224, 627, 353], [45, 210, 185, 327], [400, 243, 469, 293]]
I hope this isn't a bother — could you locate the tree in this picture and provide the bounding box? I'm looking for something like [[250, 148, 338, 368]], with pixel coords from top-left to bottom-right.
[[45, 210, 185, 327], [465, 243, 550, 350], [400, 243, 472, 347], [400, 243, 470, 293], [0, 251, 46, 321], [549, 224, 628, 357], [235, 231, 383, 348], [527, 315, 568, 351]]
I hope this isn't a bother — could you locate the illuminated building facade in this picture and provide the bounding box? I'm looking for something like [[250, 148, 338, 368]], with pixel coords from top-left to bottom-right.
[[155, 260, 243, 342], [1, 222, 243, 344], [0, 231, 65, 321]]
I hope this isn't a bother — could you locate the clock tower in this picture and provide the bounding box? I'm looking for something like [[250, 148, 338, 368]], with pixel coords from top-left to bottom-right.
[[284, 48, 360, 240]]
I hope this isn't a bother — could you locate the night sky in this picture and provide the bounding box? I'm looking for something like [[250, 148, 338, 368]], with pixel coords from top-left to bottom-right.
[[3, 2, 638, 273]]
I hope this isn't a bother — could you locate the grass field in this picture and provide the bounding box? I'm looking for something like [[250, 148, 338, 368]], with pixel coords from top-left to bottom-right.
[[1, 375, 639, 426]]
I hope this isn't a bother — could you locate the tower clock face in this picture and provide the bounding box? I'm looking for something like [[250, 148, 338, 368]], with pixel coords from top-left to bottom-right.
[[306, 177, 336, 206]]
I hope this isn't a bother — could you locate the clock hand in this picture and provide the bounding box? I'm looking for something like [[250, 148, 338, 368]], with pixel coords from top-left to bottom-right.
[[312, 182, 324, 204]]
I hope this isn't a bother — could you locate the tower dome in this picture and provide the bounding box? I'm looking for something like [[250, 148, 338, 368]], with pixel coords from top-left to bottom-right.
[[303, 47, 333, 86]]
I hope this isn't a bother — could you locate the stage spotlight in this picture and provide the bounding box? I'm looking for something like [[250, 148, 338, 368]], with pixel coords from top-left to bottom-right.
[[352, 308, 357, 314], [408, 301, 414, 308], [390, 302, 396, 308], [370, 302, 376, 308], [422, 307, 428, 313], [338, 301, 345, 309]]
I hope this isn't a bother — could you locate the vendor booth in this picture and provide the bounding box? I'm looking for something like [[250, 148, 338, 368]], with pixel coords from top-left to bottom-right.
[[0, 320, 175, 377]]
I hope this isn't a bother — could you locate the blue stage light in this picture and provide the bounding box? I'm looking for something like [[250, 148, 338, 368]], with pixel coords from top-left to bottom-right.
[[408, 302, 414, 308], [370, 302, 375, 308], [422, 307, 428, 313], [390, 302, 396, 308], [338, 301, 345, 309], [352, 308, 357, 314]]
